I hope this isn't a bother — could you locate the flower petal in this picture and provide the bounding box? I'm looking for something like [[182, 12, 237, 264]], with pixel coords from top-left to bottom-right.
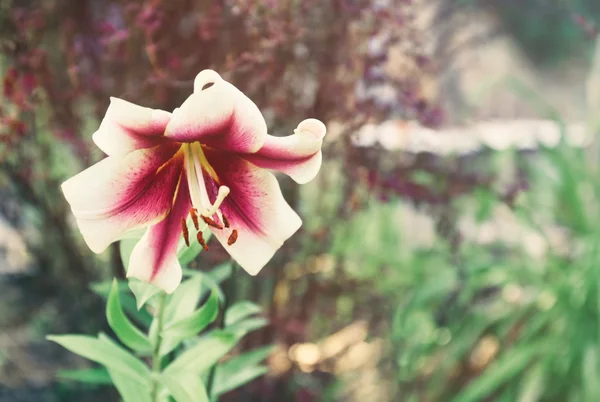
[[93, 97, 172, 156], [61, 144, 183, 254], [199, 147, 302, 275], [126, 174, 191, 293], [242, 118, 327, 184], [164, 70, 267, 153]]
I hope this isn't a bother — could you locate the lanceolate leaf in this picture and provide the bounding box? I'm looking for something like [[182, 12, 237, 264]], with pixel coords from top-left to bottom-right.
[[226, 317, 269, 336], [57, 368, 112, 385], [212, 346, 274, 396], [164, 275, 204, 324], [109, 367, 152, 402], [129, 279, 162, 310], [517, 362, 545, 402], [160, 289, 220, 355], [99, 333, 154, 402], [161, 373, 209, 402], [219, 345, 274, 373], [91, 280, 153, 326], [151, 275, 206, 354], [224, 301, 262, 326], [120, 292, 153, 327], [213, 366, 268, 397], [106, 279, 153, 354], [451, 345, 542, 402], [206, 262, 233, 284], [163, 330, 239, 376], [47, 333, 152, 387]]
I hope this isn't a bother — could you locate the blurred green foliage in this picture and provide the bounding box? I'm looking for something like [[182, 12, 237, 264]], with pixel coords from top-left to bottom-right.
[[311, 35, 600, 399], [460, 0, 600, 67]]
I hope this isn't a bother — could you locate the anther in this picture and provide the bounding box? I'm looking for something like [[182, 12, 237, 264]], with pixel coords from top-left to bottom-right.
[[197, 231, 209, 250], [227, 229, 238, 246], [180, 218, 190, 247], [202, 215, 223, 230], [222, 214, 230, 229], [189, 208, 199, 230]]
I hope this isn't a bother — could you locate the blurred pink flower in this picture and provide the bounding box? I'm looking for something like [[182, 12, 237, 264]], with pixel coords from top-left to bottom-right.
[[62, 70, 326, 293]]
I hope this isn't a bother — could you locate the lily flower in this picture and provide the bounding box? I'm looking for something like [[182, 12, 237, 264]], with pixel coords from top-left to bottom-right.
[[62, 70, 326, 293]]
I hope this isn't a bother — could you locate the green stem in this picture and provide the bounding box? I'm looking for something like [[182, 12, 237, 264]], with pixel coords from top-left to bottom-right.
[[206, 263, 237, 400], [205, 298, 226, 400], [151, 292, 168, 402]]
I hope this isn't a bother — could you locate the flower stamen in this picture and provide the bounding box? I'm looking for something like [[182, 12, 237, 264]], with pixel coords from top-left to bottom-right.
[[181, 218, 190, 247], [202, 215, 223, 230], [189, 208, 200, 230], [227, 229, 238, 246], [222, 214, 230, 229], [197, 231, 209, 250]]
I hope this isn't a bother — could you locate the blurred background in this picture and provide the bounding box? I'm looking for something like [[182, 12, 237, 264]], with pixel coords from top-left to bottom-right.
[[2, 0, 600, 401]]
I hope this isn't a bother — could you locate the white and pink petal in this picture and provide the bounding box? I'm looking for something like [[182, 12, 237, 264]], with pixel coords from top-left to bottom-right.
[[200, 148, 302, 275], [61, 144, 183, 254], [164, 70, 267, 153], [93, 97, 172, 156], [127, 174, 191, 293], [242, 118, 327, 184]]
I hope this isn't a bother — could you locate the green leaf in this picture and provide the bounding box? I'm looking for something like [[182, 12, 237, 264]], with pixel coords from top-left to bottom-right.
[[221, 345, 274, 370], [226, 317, 269, 336], [91, 280, 153, 327], [582, 346, 600, 400], [164, 330, 239, 376], [213, 366, 268, 397], [161, 373, 209, 402], [517, 363, 545, 402], [451, 345, 541, 402], [161, 289, 220, 355], [206, 262, 233, 284], [57, 368, 112, 385], [182, 263, 232, 302], [109, 367, 152, 402], [48, 333, 152, 387], [212, 346, 274, 396], [121, 293, 154, 327], [106, 279, 153, 354], [99, 334, 153, 402], [129, 278, 162, 310], [224, 301, 262, 326], [165, 275, 205, 324], [152, 275, 206, 354]]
